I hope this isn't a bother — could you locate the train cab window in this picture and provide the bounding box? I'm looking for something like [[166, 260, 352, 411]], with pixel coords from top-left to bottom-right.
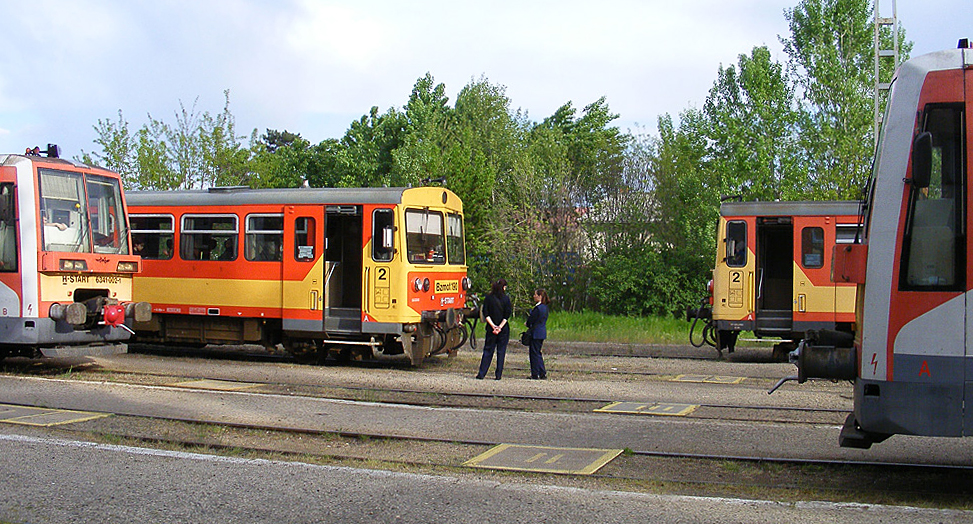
[[294, 217, 316, 261], [180, 215, 238, 261], [245, 214, 284, 262], [372, 209, 394, 262], [85, 175, 127, 254], [39, 168, 90, 253], [725, 221, 747, 267], [405, 209, 445, 264], [0, 183, 15, 271], [447, 213, 465, 265], [900, 104, 966, 291], [131, 214, 174, 260], [801, 227, 825, 268]]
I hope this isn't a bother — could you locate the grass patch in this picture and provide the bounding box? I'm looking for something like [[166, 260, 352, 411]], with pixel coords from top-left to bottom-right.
[[543, 311, 688, 344]]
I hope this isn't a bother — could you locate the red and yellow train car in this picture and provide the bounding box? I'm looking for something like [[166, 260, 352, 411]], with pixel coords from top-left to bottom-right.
[[0, 146, 150, 358], [128, 186, 473, 365], [689, 200, 860, 358]]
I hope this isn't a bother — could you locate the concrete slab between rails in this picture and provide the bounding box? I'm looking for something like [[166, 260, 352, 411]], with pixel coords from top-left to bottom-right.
[[671, 374, 746, 384], [169, 379, 263, 391], [595, 401, 699, 416], [464, 444, 623, 475], [0, 403, 111, 427]]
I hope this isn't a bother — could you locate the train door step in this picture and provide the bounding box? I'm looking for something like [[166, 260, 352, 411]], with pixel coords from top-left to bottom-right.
[[755, 310, 793, 333]]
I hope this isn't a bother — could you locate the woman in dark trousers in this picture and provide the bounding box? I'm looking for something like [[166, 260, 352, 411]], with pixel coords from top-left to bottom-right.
[[476, 278, 512, 380], [526, 288, 550, 379]]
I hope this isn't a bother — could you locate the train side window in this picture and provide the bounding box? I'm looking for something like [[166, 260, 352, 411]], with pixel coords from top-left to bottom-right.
[[131, 214, 174, 260], [372, 209, 394, 262], [447, 213, 466, 265], [801, 227, 825, 268], [725, 221, 747, 267], [180, 214, 238, 261], [245, 214, 284, 262], [900, 104, 965, 291], [0, 183, 16, 271], [295, 217, 316, 261]]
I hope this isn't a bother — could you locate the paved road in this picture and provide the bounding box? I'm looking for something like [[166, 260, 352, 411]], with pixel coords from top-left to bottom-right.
[[1, 432, 969, 524]]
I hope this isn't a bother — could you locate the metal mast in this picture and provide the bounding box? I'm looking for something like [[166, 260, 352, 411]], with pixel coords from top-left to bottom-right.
[[873, 0, 899, 149]]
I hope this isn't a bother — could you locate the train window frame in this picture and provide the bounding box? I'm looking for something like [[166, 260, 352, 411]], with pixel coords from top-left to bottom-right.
[[245, 213, 284, 262], [372, 208, 394, 262], [38, 168, 90, 253], [899, 103, 966, 292], [0, 183, 16, 271], [131, 214, 175, 260], [446, 213, 465, 265], [801, 227, 825, 269], [725, 220, 747, 267], [835, 224, 859, 244], [405, 208, 445, 265], [180, 214, 239, 261], [294, 217, 316, 261]]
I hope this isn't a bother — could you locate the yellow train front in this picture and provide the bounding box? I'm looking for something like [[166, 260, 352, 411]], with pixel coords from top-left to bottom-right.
[[688, 200, 859, 359], [129, 186, 473, 365]]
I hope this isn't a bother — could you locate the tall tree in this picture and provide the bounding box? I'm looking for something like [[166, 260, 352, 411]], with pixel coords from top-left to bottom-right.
[[703, 45, 808, 200], [782, 0, 912, 198]]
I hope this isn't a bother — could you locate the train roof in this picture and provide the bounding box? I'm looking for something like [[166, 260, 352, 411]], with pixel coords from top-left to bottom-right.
[[127, 186, 453, 207], [720, 200, 861, 218]]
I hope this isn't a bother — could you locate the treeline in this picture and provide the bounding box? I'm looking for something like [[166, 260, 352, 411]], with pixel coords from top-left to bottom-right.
[[82, 0, 911, 315]]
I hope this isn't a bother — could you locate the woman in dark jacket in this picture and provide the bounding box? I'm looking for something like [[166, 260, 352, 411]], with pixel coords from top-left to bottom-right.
[[476, 278, 512, 380], [526, 288, 550, 379]]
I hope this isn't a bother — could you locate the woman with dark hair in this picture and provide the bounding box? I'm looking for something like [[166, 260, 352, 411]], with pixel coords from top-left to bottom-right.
[[475, 278, 512, 380], [526, 289, 550, 379]]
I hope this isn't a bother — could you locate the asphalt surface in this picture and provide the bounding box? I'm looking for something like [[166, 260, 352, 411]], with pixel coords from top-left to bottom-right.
[[2, 433, 970, 524]]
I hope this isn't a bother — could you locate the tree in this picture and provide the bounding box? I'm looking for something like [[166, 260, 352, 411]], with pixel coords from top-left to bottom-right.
[[782, 0, 912, 198], [703, 46, 809, 201]]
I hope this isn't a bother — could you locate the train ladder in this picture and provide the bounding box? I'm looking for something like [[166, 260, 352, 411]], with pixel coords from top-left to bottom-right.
[[873, 0, 900, 150]]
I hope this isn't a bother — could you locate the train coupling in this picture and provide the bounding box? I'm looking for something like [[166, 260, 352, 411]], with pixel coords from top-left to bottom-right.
[[768, 329, 856, 394]]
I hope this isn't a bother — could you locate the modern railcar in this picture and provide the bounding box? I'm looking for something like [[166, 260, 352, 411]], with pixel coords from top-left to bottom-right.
[[0, 146, 150, 358], [128, 186, 474, 365], [778, 42, 973, 448], [688, 200, 860, 359]]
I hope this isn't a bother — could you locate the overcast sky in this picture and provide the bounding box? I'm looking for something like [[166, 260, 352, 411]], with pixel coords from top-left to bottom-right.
[[1, 0, 969, 160]]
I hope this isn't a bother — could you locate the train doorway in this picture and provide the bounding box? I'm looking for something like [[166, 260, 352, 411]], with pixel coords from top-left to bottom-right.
[[755, 218, 793, 337], [324, 205, 362, 334]]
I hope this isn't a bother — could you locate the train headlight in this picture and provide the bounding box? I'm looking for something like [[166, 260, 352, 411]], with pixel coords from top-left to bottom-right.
[[116, 261, 138, 272], [413, 277, 422, 292], [60, 259, 88, 271], [422, 278, 430, 292], [461, 277, 471, 291]]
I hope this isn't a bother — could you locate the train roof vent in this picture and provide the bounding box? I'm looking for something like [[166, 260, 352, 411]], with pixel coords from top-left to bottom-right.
[[207, 186, 250, 193]]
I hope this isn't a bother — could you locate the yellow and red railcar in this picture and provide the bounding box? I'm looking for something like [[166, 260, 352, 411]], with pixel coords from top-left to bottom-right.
[[0, 146, 150, 358], [689, 200, 860, 358], [128, 186, 473, 365]]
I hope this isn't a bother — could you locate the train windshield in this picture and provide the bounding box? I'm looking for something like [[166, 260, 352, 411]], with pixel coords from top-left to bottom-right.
[[405, 209, 445, 264], [39, 169, 129, 255]]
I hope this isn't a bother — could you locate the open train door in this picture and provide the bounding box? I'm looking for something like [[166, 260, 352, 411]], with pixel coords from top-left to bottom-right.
[[322, 205, 363, 335], [754, 217, 794, 339], [282, 205, 326, 336]]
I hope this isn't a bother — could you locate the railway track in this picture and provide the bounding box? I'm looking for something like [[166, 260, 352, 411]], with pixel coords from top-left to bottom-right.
[[11, 399, 973, 507]]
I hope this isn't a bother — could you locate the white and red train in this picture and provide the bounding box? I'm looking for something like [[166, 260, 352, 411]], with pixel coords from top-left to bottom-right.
[[780, 42, 973, 448], [0, 146, 150, 358]]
